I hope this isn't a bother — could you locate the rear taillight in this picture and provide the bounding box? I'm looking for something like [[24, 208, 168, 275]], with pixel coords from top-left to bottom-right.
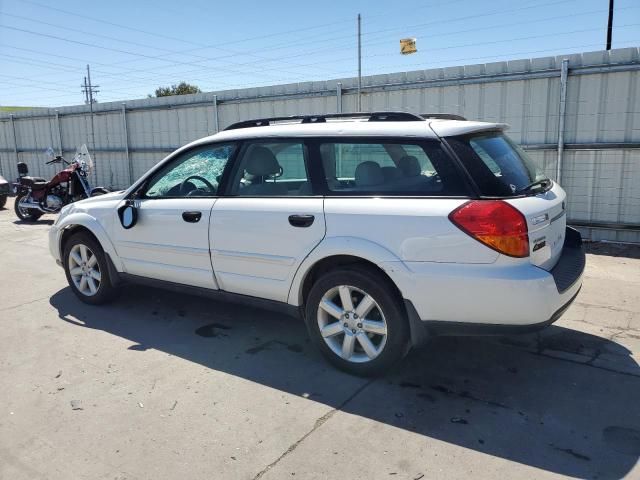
[[449, 200, 529, 257]]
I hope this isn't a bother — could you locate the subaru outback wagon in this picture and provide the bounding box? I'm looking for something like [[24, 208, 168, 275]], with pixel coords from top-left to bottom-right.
[[49, 112, 585, 375]]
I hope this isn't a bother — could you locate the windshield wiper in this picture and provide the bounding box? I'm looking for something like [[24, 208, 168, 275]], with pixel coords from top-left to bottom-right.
[[516, 178, 552, 195]]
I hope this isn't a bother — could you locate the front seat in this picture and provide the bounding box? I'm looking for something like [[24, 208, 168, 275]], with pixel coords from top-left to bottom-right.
[[240, 146, 288, 196]]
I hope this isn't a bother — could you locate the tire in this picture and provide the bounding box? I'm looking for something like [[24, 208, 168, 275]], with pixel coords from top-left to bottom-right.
[[14, 193, 42, 221], [304, 266, 410, 376], [0, 195, 6, 209], [63, 232, 118, 305]]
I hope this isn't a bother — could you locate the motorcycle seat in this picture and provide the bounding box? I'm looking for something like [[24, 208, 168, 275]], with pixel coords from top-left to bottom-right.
[[20, 176, 48, 189]]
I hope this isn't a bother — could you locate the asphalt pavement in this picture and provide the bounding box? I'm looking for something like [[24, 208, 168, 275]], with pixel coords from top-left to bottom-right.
[[1, 196, 639, 480]]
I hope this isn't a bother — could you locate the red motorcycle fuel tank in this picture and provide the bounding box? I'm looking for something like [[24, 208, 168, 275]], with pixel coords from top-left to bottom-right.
[[49, 164, 77, 187]]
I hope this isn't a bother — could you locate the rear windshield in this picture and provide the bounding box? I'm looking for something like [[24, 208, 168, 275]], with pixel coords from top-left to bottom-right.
[[318, 140, 468, 196], [446, 132, 546, 196]]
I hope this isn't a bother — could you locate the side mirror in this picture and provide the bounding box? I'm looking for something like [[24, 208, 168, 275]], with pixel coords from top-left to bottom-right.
[[118, 202, 138, 229]]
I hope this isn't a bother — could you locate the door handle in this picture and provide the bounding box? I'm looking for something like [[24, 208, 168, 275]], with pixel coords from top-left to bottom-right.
[[182, 211, 202, 223], [288, 214, 314, 228]]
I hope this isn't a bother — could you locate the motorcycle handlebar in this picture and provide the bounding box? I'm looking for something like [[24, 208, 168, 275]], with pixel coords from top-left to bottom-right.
[[45, 156, 70, 165]]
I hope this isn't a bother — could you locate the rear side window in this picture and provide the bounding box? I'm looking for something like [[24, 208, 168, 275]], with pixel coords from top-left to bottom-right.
[[318, 141, 467, 196], [446, 133, 545, 196]]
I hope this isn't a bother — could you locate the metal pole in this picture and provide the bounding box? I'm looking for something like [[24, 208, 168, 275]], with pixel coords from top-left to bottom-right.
[[83, 76, 89, 104], [556, 59, 570, 184], [357, 13, 362, 112], [336, 83, 343, 113], [55, 110, 63, 156], [606, 0, 614, 50], [121, 103, 132, 186], [212, 95, 219, 133], [87, 64, 98, 185], [9, 114, 19, 165]]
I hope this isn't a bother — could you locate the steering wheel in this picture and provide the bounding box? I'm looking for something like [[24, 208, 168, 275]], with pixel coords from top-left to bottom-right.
[[179, 175, 215, 196]]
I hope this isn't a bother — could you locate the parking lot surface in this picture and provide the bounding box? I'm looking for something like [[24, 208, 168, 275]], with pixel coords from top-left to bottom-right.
[[1, 196, 639, 480]]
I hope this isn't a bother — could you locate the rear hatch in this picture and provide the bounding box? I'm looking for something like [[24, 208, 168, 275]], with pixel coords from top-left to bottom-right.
[[433, 123, 566, 270]]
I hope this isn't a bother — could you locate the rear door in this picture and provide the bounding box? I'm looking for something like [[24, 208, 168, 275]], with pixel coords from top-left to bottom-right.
[[443, 130, 566, 270], [210, 140, 325, 302]]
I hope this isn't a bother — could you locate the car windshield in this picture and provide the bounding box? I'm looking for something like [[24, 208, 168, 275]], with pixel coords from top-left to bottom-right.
[[446, 132, 547, 196]]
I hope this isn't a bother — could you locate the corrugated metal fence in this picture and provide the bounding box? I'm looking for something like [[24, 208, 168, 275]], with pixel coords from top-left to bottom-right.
[[1, 47, 639, 242]]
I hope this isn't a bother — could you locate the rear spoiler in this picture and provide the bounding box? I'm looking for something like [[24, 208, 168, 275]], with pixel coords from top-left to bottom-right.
[[428, 121, 510, 137]]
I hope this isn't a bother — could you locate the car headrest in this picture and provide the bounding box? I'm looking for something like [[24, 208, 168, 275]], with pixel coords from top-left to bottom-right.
[[355, 161, 384, 187], [398, 156, 421, 177], [245, 146, 281, 176]]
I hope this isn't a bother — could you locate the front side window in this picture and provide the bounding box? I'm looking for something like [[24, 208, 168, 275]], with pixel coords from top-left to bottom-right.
[[319, 141, 467, 196], [145, 144, 236, 198], [229, 141, 310, 196], [446, 132, 546, 196]]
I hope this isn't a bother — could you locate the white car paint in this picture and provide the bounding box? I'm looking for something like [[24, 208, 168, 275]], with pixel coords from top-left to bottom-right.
[[49, 117, 583, 331], [111, 198, 219, 289], [210, 197, 326, 302]]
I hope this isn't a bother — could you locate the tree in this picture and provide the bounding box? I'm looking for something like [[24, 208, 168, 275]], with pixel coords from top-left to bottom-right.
[[152, 82, 201, 97]]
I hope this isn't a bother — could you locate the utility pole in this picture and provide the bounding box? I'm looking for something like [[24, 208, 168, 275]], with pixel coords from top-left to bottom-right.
[[357, 13, 362, 112], [81, 65, 99, 105], [606, 0, 614, 50], [80, 64, 99, 184]]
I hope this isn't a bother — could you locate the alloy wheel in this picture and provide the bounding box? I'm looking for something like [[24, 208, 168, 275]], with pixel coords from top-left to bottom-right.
[[68, 243, 101, 296], [316, 285, 388, 363]]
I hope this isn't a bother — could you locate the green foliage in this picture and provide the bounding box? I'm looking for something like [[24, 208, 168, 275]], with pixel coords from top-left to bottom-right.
[[153, 82, 201, 97]]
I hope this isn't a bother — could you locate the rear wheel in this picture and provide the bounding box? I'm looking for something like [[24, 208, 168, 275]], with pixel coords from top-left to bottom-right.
[[63, 232, 117, 305], [305, 267, 410, 376], [0, 195, 6, 209], [14, 193, 42, 221]]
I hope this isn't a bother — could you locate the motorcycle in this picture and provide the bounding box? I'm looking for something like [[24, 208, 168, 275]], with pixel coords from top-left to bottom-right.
[[14, 145, 109, 221]]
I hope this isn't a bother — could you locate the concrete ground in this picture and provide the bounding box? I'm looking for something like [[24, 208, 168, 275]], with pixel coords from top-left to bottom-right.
[[1, 196, 639, 480]]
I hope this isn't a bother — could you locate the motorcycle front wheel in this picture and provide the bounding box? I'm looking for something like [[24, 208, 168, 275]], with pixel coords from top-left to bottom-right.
[[14, 193, 43, 221]]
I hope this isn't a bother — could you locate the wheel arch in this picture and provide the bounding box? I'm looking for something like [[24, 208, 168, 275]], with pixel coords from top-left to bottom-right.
[[289, 236, 409, 306], [289, 237, 429, 347], [57, 213, 123, 272]]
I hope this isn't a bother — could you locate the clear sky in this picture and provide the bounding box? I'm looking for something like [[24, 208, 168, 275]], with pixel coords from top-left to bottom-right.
[[0, 0, 638, 107]]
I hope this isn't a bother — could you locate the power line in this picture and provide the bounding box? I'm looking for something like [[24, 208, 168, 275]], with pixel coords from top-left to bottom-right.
[[3, 19, 638, 101]]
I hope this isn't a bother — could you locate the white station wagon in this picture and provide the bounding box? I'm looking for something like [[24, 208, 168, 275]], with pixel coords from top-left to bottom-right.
[[49, 112, 585, 375]]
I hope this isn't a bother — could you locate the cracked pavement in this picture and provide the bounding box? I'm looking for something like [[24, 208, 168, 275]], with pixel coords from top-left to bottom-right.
[[1, 196, 639, 480]]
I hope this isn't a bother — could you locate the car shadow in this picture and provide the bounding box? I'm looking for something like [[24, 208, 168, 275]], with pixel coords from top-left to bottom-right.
[[12, 218, 54, 225], [49, 285, 640, 479], [585, 241, 640, 260]]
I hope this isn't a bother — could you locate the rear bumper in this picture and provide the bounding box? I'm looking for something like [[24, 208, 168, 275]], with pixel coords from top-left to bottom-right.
[[384, 227, 585, 338]]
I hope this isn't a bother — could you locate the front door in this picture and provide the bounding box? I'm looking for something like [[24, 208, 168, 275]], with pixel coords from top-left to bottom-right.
[[113, 143, 237, 289], [210, 140, 325, 302]]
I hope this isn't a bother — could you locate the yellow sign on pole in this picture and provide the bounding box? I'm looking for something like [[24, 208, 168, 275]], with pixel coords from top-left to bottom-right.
[[400, 38, 417, 55]]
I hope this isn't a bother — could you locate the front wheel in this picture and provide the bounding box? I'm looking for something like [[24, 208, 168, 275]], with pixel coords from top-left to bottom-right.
[[63, 232, 118, 305], [304, 267, 410, 376], [14, 193, 42, 221], [0, 195, 6, 209]]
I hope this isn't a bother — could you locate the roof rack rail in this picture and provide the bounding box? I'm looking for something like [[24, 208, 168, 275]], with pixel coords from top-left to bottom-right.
[[223, 111, 425, 131], [420, 113, 467, 121]]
